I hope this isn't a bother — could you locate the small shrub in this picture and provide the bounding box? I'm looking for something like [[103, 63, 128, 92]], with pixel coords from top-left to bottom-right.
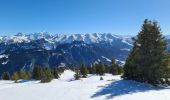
[[100, 76, 103, 80]]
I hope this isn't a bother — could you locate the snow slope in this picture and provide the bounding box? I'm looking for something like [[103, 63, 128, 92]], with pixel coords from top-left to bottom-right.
[[0, 70, 170, 100], [59, 70, 75, 81]]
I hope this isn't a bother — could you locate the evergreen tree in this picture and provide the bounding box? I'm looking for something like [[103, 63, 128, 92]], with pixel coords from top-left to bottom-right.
[[104, 64, 110, 73], [117, 66, 123, 75], [74, 70, 81, 80], [40, 67, 53, 83], [122, 40, 138, 80], [19, 69, 27, 80], [1, 72, 11, 80], [33, 66, 53, 83], [11, 72, 19, 83], [52, 68, 59, 79], [87, 67, 92, 74], [110, 59, 118, 75], [25, 71, 32, 80], [32, 66, 42, 80], [90, 64, 96, 74], [80, 64, 88, 78], [123, 19, 170, 85], [109, 59, 123, 75], [96, 62, 105, 75], [92, 64, 96, 74]]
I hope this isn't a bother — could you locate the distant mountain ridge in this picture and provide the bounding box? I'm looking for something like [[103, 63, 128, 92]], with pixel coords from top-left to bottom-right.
[[0, 32, 169, 74], [0, 32, 133, 45]]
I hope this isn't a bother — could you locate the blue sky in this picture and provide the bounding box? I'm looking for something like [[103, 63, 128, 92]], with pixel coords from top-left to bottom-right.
[[0, 0, 170, 35]]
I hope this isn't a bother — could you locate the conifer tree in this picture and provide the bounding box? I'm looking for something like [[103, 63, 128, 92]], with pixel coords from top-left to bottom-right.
[[109, 59, 123, 75], [87, 67, 92, 74], [52, 68, 59, 79], [19, 69, 27, 80], [117, 66, 123, 75], [40, 67, 53, 83], [96, 62, 105, 75], [25, 71, 32, 80], [123, 19, 170, 85], [104, 64, 110, 73], [32, 66, 42, 80], [12, 72, 19, 83], [80, 64, 88, 78], [74, 70, 81, 80], [89, 64, 96, 74], [92, 64, 96, 74], [110, 62, 118, 75], [1, 72, 11, 80]]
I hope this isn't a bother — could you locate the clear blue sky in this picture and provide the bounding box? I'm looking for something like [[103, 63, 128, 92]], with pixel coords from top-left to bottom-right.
[[0, 0, 170, 35]]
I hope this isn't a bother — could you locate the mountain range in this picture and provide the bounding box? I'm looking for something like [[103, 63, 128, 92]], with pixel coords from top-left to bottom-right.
[[0, 32, 169, 74]]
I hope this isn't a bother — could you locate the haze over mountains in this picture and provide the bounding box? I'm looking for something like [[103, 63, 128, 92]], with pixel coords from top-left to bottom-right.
[[0, 32, 170, 74]]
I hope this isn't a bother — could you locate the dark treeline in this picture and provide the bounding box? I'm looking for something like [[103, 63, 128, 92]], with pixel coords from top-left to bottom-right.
[[1, 66, 65, 83], [73, 60, 123, 80], [0, 59, 123, 83]]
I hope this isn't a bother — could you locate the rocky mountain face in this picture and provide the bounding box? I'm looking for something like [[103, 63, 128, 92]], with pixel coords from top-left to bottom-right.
[[0, 32, 168, 74]]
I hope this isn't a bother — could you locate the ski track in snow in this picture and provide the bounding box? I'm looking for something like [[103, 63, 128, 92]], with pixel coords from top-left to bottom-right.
[[0, 70, 170, 100]]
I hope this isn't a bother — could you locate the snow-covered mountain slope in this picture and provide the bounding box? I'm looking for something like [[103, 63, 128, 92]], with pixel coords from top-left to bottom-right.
[[0, 33, 132, 74], [0, 33, 170, 74], [0, 70, 169, 100]]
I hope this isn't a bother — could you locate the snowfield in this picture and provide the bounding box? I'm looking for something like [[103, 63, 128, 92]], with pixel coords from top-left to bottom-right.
[[0, 70, 170, 100]]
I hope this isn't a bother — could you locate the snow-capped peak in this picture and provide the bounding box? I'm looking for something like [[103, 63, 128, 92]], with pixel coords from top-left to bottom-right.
[[0, 33, 133, 46]]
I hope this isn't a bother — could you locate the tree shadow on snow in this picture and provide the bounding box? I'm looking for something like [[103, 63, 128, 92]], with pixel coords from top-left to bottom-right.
[[91, 80, 168, 99]]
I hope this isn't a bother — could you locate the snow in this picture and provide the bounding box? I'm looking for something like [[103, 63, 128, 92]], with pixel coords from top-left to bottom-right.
[[120, 48, 131, 51], [58, 62, 66, 68], [121, 40, 133, 46], [10, 36, 30, 43], [101, 56, 112, 62], [59, 70, 75, 81], [0, 33, 133, 45], [0, 54, 8, 59], [0, 70, 170, 100], [2, 60, 8, 65], [115, 59, 125, 65]]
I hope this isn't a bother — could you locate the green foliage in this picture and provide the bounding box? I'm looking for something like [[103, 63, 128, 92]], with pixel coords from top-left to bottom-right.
[[32, 66, 53, 83], [87, 64, 96, 74], [95, 62, 105, 75], [25, 71, 32, 80], [18, 69, 32, 80], [80, 64, 88, 78], [11, 72, 19, 83], [91, 64, 96, 74], [104, 64, 110, 73], [51, 68, 59, 79], [32, 66, 43, 80], [1, 72, 11, 80], [110, 59, 123, 75], [74, 70, 81, 80], [40, 67, 53, 83], [19, 69, 27, 80], [117, 66, 124, 75], [123, 19, 170, 85]]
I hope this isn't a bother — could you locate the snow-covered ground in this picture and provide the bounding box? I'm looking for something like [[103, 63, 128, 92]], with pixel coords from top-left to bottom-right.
[[0, 70, 170, 100]]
